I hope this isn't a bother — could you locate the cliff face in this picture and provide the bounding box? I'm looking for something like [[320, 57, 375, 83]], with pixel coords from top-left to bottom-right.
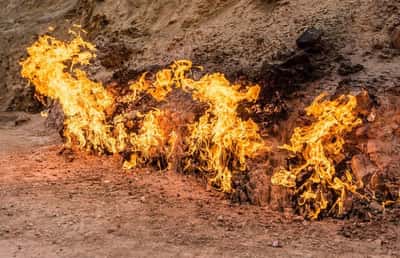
[[1, 0, 399, 111], [0, 0, 81, 111]]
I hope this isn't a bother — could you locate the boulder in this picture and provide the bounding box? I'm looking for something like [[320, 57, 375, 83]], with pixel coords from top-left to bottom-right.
[[296, 27, 323, 49], [350, 154, 378, 185]]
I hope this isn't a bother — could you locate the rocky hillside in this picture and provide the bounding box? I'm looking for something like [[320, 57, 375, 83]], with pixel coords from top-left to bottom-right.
[[0, 0, 399, 111]]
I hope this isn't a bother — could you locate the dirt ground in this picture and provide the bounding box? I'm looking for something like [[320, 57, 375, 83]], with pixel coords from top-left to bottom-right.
[[0, 114, 399, 258]]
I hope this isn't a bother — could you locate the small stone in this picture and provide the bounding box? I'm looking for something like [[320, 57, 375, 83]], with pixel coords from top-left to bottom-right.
[[140, 196, 146, 203], [367, 111, 376, 122], [293, 215, 304, 222], [272, 240, 282, 248], [342, 230, 351, 238], [217, 215, 224, 222]]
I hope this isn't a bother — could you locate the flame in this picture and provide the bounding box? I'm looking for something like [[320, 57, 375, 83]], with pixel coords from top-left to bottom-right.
[[272, 94, 362, 219], [20, 31, 264, 193], [123, 109, 174, 170], [122, 61, 266, 192], [21, 29, 397, 217], [20, 31, 117, 153], [179, 69, 265, 192]]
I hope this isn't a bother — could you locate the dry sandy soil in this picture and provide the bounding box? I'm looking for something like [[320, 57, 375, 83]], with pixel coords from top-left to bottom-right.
[[1, 0, 400, 110], [0, 113, 399, 258]]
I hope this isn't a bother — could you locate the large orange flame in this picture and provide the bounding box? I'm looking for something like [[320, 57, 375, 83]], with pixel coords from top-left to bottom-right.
[[20, 30, 118, 153], [20, 31, 265, 193], [21, 30, 366, 208], [272, 94, 362, 219]]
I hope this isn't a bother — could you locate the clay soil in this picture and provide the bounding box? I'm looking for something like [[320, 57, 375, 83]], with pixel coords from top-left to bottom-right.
[[0, 114, 399, 258]]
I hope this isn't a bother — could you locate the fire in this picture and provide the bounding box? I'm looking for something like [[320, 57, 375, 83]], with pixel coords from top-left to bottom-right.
[[181, 71, 265, 192], [20, 29, 368, 211], [120, 60, 266, 192], [20, 31, 264, 192], [20, 30, 117, 153], [272, 94, 362, 219], [123, 109, 174, 170]]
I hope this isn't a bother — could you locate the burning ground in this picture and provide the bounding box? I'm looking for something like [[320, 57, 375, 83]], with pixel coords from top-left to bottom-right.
[[1, 0, 400, 257]]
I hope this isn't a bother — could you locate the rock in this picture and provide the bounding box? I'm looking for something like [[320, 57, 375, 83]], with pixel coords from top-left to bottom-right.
[[365, 140, 394, 169], [107, 228, 116, 234], [367, 110, 376, 122], [238, 189, 249, 203], [296, 27, 323, 49], [351, 154, 378, 184], [292, 215, 304, 222], [272, 240, 282, 248], [259, 51, 313, 95], [14, 114, 30, 126], [98, 43, 132, 69], [391, 27, 400, 49], [338, 61, 364, 76], [246, 169, 271, 205], [367, 139, 392, 155], [46, 102, 64, 135], [355, 91, 373, 117], [6, 86, 44, 112], [342, 195, 353, 215], [369, 201, 384, 213], [355, 126, 368, 137], [217, 215, 224, 222], [92, 70, 113, 83], [367, 140, 379, 154]]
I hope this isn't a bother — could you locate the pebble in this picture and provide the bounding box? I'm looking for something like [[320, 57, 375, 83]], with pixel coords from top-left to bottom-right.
[[367, 111, 376, 122], [272, 240, 282, 248]]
